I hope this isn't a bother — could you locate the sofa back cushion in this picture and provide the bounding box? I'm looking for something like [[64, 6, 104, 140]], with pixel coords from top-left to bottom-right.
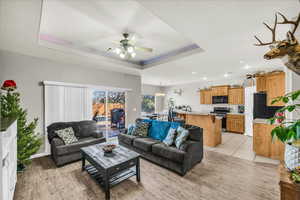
[[183, 124, 203, 142], [149, 120, 171, 141], [77, 120, 100, 138], [47, 121, 80, 142]]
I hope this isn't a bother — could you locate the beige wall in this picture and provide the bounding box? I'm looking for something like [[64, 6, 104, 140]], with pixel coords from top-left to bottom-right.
[[0, 50, 142, 153]]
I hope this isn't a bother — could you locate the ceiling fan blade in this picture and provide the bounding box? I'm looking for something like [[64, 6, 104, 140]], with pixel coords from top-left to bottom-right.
[[135, 46, 153, 52]]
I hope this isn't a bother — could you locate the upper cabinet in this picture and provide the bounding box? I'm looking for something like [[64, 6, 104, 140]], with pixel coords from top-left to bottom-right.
[[256, 72, 285, 106], [228, 88, 244, 105], [211, 85, 229, 96], [266, 72, 285, 106], [200, 85, 244, 105], [256, 75, 267, 92], [200, 89, 212, 104]]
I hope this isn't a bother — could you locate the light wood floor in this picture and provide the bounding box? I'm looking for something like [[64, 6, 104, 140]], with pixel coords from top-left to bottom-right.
[[14, 150, 280, 200]]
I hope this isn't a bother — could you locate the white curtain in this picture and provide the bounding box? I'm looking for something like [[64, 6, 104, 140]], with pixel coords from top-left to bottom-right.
[[44, 84, 93, 154]]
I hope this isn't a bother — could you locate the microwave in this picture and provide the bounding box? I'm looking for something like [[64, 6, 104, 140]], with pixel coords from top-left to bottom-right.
[[212, 96, 228, 104]]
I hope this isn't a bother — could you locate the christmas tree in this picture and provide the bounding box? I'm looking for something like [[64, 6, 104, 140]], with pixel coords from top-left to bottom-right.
[[0, 80, 41, 170]]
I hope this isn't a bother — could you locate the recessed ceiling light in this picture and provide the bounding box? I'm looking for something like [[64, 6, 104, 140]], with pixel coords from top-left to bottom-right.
[[192, 71, 197, 75], [203, 77, 207, 80], [243, 65, 251, 70], [239, 60, 244, 64], [224, 72, 232, 77]]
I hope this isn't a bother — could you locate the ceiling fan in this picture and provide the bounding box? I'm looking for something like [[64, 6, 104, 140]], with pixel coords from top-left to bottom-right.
[[107, 33, 153, 59]]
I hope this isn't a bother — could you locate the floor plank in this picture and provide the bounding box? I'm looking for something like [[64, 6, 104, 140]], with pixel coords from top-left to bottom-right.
[[14, 150, 280, 200]]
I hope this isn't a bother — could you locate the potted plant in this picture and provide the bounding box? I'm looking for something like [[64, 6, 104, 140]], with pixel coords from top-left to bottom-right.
[[270, 90, 300, 170], [0, 80, 42, 171]]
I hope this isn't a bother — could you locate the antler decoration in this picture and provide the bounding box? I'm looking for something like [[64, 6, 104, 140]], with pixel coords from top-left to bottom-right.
[[277, 12, 300, 34], [254, 14, 278, 46]]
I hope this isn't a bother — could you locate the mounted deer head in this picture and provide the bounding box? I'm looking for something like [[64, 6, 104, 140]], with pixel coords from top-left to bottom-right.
[[254, 12, 300, 75]]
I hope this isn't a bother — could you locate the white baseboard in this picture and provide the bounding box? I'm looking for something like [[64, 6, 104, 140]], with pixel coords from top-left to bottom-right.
[[30, 152, 50, 159]]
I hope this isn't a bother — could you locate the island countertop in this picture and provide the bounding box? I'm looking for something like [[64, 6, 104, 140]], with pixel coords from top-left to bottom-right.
[[0, 117, 17, 132]]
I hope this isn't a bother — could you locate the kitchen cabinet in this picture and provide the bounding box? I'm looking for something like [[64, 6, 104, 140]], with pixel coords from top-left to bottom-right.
[[226, 114, 244, 133], [266, 72, 285, 106], [256, 75, 267, 92], [253, 122, 285, 160], [211, 85, 229, 96], [228, 88, 244, 105], [200, 89, 212, 104]]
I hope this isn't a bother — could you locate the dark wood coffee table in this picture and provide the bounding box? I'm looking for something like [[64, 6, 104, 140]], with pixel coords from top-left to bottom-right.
[[80, 143, 140, 200]]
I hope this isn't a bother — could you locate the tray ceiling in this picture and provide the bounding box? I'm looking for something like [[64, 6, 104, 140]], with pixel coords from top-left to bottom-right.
[[39, 0, 202, 68]]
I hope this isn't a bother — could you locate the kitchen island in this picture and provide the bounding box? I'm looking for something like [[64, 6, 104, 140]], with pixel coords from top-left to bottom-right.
[[176, 111, 222, 147]]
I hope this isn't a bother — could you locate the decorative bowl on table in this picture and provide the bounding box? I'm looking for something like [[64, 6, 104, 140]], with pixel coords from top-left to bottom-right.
[[102, 144, 116, 154]]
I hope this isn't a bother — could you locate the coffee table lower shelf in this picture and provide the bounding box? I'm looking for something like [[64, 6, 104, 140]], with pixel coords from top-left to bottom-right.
[[85, 164, 137, 187]]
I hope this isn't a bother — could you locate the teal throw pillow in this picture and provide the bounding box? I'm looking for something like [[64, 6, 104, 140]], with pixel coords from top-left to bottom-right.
[[175, 126, 189, 148], [162, 127, 176, 146], [149, 120, 171, 141]]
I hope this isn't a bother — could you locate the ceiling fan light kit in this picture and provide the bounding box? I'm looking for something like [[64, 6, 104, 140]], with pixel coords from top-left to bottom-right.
[[107, 33, 153, 59]]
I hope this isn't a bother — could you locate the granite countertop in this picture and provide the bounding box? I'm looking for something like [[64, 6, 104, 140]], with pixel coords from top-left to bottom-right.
[[253, 118, 271, 124], [0, 116, 17, 132], [175, 110, 211, 115], [227, 113, 245, 116], [175, 110, 223, 119]]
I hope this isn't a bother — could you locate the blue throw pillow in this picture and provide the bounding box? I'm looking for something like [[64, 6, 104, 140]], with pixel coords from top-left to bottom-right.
[[127, 124, 136, 135], [170, 122, 180, 130], [163, 127, 176, 146], [175, 126, 189, 148], [149, 120, 171, 141]]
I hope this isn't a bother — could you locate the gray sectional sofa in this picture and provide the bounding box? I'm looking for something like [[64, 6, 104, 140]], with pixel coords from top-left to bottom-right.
[[47, 120, 106, 166], [118, 122, 203, 176]]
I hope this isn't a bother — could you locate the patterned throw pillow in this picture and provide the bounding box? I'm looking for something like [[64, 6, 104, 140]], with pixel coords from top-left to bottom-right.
[[55, 127, 78, 145], [132, 122, 149, 137], [127, 124, 136, 135], [175, 126, 189, 149], [163, 127, 176, 146]]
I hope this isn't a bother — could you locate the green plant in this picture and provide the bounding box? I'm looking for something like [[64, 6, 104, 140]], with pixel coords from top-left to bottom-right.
[[269, 90, 300, 145], [1, 90, 42, 167]]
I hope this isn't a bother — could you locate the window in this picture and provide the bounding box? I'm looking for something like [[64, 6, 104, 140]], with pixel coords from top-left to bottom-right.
[[92, 90, 125, 138], [141, 95, 155, 114]]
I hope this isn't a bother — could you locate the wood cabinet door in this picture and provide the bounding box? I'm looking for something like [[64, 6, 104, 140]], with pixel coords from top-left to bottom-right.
[[200, 91, 205, 104], [229, 88, 244, 105], [256, 76, 267, 92], [266, 73, 285, 106], [205, 90, 212, 104], [227, 115, 244, 133], [253, 123, 271, 157]]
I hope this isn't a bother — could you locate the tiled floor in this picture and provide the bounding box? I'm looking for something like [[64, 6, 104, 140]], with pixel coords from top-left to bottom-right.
[[204, 132, 280, 165]]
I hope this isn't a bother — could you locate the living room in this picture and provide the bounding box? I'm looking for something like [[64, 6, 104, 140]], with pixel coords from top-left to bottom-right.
[[1, 0, 300, 200]]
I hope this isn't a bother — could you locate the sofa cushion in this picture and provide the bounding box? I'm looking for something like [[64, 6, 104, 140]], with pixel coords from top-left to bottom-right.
[[77, 120, 100, 138], [133, 138, 160, 152], [47, 121, 80, 142], [118, 133, 137, 145], [184, 125, 202, 141], [152, 143, 186, 163], [55, 137, 104, 156], [149, 120, 171, 141]]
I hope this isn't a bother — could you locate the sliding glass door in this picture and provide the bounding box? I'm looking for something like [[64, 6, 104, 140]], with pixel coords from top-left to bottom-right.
[[92, 90, 126, 139]]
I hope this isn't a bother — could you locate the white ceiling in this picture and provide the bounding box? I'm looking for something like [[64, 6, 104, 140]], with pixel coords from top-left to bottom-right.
[[40, 0, 200, 66], [138, 0, 300, 85], [0, 0, 299, 86]]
